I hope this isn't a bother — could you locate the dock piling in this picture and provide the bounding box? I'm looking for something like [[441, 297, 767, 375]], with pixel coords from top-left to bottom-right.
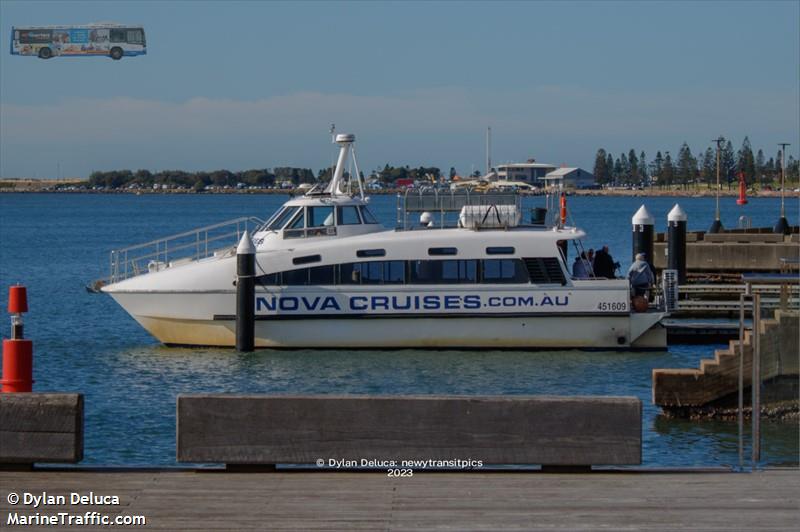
[[667, 204, 687, 284], [235, 232, 255, 352], [631, 205, 654, 266]]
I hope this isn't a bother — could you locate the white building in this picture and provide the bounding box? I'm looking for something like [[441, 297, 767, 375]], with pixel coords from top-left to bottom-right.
[[496, 160, 557, 186], [542, 167, 595, 189]]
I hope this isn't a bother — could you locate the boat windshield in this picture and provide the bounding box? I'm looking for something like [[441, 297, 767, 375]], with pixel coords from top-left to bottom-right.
[[267, 207, 299, 230], [360, 206, 379, 224]]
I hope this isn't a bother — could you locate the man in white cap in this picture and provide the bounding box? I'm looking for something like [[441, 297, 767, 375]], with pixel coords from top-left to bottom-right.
[[627, 252, 654, 297]]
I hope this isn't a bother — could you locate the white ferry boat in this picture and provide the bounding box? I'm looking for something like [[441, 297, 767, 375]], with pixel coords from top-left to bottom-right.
[[101, 134, 667, 349]]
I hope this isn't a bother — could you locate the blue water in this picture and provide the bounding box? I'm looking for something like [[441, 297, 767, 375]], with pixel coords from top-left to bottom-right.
[[0, 192, 797, 467]]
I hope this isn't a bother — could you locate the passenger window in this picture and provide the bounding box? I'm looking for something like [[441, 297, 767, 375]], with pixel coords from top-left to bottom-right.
[[337, 206, 361, 225], [126, 30, 142, 44], [437, 260, 478, 283], [110, 29, 125, 43], [385, 261, 405, 284], [409, 260, 442, 284], [482, 259, 529, 284], [283, 268, 308, 285], [308, 265, 334, 285], [308, 206, 334, 227]]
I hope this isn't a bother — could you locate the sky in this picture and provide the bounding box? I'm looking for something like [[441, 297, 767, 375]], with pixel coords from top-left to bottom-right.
[[0, 0, 798, 179]]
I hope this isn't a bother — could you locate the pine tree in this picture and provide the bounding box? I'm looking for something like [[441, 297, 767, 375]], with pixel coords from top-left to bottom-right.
[[722, 140, 735, 188], [606, 153, 615, 184], [619, 153, 630, 183], [628, 149, 639, 183], [755, 149, 765, 187], [593, 149, 610, 184], [737, 136, 756, 185], [662, 152, 675, 187], [613, 157, 624, 182], [651, 151, 664, 185], [676, 143, 697, 189], [639, 151, 648, 185], [701, 147, 715, 187]]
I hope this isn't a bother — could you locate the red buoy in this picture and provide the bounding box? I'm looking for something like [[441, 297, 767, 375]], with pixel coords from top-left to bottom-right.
[[8, 285, 28, 314], [736, 171, 748, 206], [559, 192, 567, 226], [2, 284, 33, 393], [1, 339, 33, 392]]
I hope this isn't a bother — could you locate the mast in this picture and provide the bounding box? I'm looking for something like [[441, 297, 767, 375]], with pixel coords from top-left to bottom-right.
[[325, 133, 355, 197]]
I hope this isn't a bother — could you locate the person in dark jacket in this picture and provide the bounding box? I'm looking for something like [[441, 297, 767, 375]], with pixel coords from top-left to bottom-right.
[[593, 245, 617, 279]]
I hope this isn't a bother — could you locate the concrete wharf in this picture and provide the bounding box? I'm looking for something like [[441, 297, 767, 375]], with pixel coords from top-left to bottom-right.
[[1, 469, 798, 530]]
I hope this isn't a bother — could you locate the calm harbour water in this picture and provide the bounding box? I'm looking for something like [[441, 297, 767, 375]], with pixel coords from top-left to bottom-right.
[[0, 192, 797, 467]]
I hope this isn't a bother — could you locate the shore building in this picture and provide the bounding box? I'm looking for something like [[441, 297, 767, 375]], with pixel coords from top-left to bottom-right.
[[496, 160, 557, 186], [542, 167, 595, 189]]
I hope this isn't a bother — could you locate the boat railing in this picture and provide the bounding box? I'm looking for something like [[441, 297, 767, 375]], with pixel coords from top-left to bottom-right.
[[396, 189, 521, 230], [107, 216, 266, 284]]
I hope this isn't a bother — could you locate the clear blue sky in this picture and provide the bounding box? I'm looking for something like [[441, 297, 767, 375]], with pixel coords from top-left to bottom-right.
[[1, 0, 798, 178]]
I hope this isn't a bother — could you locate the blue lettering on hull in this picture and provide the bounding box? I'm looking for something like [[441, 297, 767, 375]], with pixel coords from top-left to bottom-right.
[[255, 293, 579, 315]]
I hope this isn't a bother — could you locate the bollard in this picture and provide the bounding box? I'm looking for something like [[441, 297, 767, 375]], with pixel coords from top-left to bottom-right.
[[631, 205, 654, 267], [667, 204, 688, 284], [2, 285, 34, 392], [235, 231, 256, 352]]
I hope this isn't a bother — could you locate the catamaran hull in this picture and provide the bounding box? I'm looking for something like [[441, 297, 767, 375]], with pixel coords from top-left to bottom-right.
[[112, 294, 666, 349]]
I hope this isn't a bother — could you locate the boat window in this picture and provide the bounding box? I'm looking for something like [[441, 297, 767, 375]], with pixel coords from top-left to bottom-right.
[[293, 254, 321, 265], [339, 261, 404, 285], [308, 265, 335, 285], [441, 260, 478, 283], [409, 260, 442, 283], [486, 246, 515, 255], [337, 206, 362, 225], [428, 247, 457, 256], [523, 257, 567, 285], [267, 207, 299, 230], [282, 268, 308, 285], [356, 249, 386, 258], [288, 208, 306, 229], [308, 206, 335, 228], [359, 206, 379, 224], [255, 272, 280, 286], [482, 259, 530, 284]]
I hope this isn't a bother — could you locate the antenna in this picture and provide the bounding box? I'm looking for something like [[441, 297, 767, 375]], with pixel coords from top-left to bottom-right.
[[486, 127, 492, 176]]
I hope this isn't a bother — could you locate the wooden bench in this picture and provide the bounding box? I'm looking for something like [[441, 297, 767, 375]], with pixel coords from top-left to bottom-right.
[[177, 394, 641, 467], [0, 393, 83, 465]]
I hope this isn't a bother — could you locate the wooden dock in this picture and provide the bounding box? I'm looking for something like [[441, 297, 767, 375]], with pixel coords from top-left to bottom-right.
[[1, 469, 798, 530]]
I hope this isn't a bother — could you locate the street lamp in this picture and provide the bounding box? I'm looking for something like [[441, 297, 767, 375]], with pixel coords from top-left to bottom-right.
[[774, 143, 790, 234], [709, 137, 725, 233]]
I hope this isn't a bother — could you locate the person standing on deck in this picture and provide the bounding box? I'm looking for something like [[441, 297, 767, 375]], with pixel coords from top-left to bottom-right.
[[572, 252, 591, 279], [593, 245, 617, 278], [627, 252, 654, 296]]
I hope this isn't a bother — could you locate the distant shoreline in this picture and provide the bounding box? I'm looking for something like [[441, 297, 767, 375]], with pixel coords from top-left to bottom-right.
[[1, 177, 798, 198], [1, 187, 797, 198]]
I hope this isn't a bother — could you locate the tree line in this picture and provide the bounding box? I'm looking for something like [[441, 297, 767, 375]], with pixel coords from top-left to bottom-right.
[[87, 164, 445, 190], [593, 137, 799, 188]]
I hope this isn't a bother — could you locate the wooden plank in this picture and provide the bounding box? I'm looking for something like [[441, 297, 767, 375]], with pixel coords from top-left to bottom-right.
[[177, 395, 641, 466], [0, 470, 798, 531], [0, 393, 83, 463]]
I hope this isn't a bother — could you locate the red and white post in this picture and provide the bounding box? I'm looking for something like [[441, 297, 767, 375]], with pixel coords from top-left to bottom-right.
[[1, 285, 34, 392]]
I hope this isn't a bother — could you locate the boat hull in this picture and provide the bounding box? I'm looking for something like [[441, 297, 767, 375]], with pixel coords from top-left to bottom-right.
[[130, 313, 665, 349]]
